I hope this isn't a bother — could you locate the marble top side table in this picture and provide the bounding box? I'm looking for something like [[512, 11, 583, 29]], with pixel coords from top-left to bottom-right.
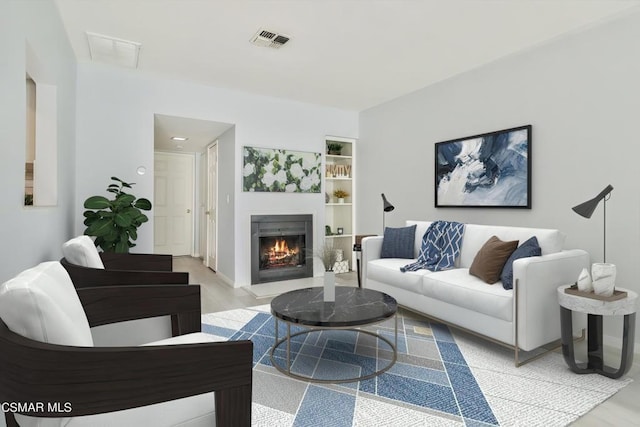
[[557, 284, 637, 379]]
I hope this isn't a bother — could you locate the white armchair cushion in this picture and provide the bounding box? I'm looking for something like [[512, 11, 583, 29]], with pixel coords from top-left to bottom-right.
[[0, 261, 93, 346], [15, 332, 225, 426], [62, 235, 105, 269], [17, 392, 216, 427]]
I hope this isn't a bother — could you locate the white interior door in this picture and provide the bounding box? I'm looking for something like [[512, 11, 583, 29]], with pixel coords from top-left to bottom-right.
[[154, 151, 194, 255], [206, 143, 218, 270]]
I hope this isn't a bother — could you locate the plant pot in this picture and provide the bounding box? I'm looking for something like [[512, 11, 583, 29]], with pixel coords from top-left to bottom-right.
[[324, 270, 335, 302], [592, 263, 616, 297], [338, 198, 345, 204], [328, 150, 341, 156]]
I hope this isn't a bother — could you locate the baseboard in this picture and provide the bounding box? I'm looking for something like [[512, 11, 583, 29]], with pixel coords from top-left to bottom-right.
[[216, 271, 235, 288]]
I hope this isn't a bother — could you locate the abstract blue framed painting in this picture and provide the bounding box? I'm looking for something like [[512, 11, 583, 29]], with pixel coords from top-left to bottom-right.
[[435, 125, 532, 208]]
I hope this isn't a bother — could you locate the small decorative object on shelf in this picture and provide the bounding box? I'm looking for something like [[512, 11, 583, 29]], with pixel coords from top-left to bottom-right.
[[325, 225, 333, 236], [337, 227, 344, 235], [333, 189, 349, 203], [325, 164, 352, 178], [333, 260, 349, 274], [577, 267, 593, 292], [592, 263, 616, 297], [327, 142, 343, 155]]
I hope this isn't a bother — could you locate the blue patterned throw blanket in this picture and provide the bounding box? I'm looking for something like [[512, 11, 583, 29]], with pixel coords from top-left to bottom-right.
[[401, 221, 465, 272]]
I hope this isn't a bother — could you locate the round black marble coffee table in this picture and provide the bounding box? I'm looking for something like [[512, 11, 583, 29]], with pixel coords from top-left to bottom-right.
[[270, 286, 397, 383]]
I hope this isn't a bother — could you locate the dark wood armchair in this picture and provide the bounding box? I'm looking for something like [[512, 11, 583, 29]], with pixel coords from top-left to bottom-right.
[[60, 236, 188, 288], [0, 262, 252, 427]]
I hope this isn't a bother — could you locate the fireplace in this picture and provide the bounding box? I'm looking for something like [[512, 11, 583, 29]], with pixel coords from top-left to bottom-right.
[[251, 214, 313, 284]]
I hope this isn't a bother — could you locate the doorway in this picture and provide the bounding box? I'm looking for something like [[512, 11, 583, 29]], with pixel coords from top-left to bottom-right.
[[153, 151, 194, 255], [153, 114, 233, 260]]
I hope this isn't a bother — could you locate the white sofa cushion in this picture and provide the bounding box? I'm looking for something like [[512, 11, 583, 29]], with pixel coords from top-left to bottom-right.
[[0, 261, 93, 346], [62, 235, 105, 269], [458, 224, 565, 268], [421, 268, 513, 322], [367, 258, 429, 293]]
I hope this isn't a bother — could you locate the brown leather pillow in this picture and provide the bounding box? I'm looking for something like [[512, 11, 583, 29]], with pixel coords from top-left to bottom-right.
[[469, 236, 519, 284]]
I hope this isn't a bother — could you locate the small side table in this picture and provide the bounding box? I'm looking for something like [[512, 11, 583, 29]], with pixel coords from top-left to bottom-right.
[[558, 284, 637, 379]]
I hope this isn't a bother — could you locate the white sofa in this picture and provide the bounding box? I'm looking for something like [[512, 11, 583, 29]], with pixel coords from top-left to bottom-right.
[[362, 220, 589, 360]]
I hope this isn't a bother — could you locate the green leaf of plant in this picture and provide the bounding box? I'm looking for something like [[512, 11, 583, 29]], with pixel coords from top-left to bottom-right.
[[86, 218, 113, 237], [115, 240, 129, 253], [84, 196, 111, 209], [115, 194, 136, 206], [114, 213, 132, 227], [134, 198, 152, 210]]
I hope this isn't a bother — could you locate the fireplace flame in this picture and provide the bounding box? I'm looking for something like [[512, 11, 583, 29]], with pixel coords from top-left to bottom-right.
[[274, 239, 289, 254], [264, 238, 299, 267]]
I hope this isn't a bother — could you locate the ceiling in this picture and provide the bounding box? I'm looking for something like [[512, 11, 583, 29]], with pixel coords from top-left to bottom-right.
[[53, 0, 640, 148]]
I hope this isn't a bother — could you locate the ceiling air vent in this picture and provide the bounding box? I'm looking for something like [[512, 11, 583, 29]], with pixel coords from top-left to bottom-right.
[[250, 29, 290, 49], [86, 32, 141, 68]]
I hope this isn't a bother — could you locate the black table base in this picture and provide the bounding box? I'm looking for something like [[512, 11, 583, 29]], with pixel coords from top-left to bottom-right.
[[560, 307, 635, 379]]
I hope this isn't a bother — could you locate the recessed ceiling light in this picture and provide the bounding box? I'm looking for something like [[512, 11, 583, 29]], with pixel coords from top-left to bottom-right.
[[171, 136, 189, 141]]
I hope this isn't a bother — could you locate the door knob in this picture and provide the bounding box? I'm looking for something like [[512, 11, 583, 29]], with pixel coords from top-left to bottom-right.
[[187, 209, 191, 213]]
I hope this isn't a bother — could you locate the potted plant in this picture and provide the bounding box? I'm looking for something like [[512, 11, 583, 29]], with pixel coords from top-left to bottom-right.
[[333, 189, 349, 203], [327, 142, 343, 155], [83, 176, 152, 253]]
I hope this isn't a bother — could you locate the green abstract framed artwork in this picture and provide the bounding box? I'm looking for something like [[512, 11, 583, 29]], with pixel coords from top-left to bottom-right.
[[243, 146, 322, 193]]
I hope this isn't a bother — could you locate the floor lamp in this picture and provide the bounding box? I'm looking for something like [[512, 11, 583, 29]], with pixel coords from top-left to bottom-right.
[[571, 184, 613, 263], [381, 193, 395, 232]]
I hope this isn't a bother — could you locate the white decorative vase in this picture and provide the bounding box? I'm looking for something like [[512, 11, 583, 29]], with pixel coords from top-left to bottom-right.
[[576, 267, 593, 292], [324, 270, 335, 302], [338, 198, 345, 204], [591, 263, 616, 297]]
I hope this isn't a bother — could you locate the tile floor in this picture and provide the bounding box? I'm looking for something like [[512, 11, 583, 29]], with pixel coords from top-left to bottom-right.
[[174, 256, 640, 426]]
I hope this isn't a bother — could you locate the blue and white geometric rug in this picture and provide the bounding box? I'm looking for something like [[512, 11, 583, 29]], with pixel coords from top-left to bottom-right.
[[201, 305, 631, 427]]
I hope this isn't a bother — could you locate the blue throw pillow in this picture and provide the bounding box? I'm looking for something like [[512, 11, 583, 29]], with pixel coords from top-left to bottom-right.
[[500, 236, 541, 290], [381, 225, 417, 259]]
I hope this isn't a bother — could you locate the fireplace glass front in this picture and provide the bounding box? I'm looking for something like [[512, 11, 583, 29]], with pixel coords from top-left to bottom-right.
[[251, 214, 313, 284]]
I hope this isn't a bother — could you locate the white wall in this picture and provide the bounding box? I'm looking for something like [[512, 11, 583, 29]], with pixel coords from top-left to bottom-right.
[[0, 0, 77, 282], [75, 64, 358, 286], [358, 10, 640, 347], [217, 126, 236, 284]]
